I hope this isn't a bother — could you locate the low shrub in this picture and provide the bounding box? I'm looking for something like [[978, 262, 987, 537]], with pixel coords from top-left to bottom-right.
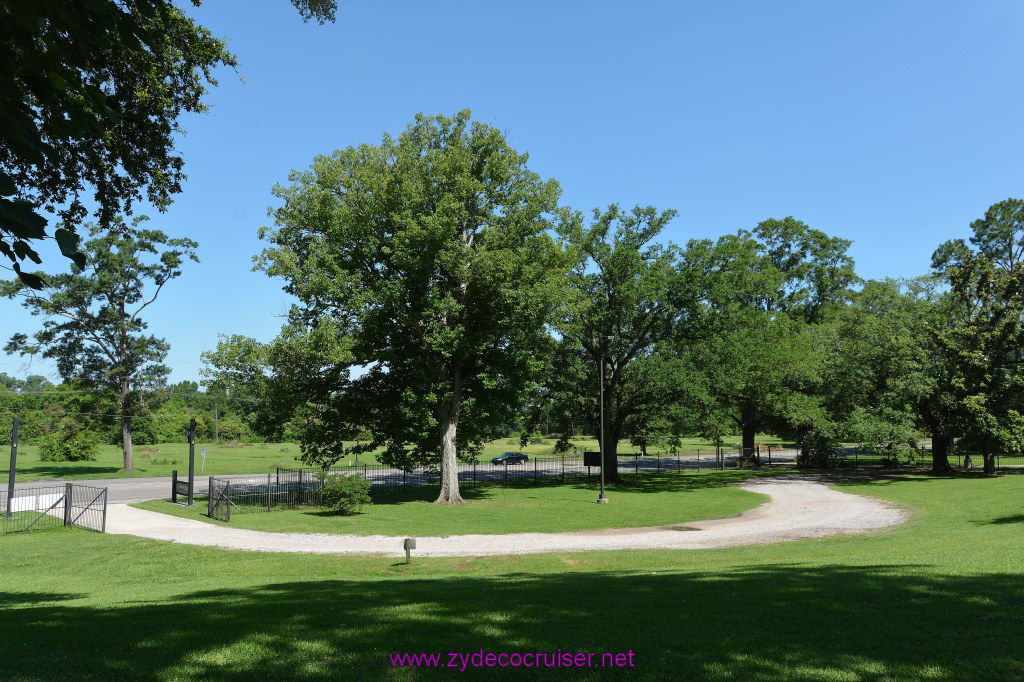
[[38, 430, 99, 462], [318, 473, 372, 515]]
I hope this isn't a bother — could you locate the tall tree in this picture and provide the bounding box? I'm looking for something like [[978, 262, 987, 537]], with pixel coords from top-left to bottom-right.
[[1, 1, 335, 286], [543, 205, 706, 482], [820, 277, 958, 472], [1, 217, 198, 470], [693, 219, 858, 462], [255, 111, 567, 504], [931, 200, 1024, 474]]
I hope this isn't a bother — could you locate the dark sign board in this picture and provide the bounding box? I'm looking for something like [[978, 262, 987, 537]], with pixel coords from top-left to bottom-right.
[[584, 451, 601, 467]]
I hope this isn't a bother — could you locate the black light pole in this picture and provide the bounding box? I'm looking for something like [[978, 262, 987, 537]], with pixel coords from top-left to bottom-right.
[[597, 334, 613, 504]]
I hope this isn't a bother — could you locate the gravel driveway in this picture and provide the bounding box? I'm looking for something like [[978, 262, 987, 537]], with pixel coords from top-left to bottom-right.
[[104, 476, 908, 558]]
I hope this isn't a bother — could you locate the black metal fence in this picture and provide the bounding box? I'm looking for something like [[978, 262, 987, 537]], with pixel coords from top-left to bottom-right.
[[834, 447, 1024, 471], [207, 470, 326, 521], [201, 448, 802, 521], [1, 482, 108, 534]]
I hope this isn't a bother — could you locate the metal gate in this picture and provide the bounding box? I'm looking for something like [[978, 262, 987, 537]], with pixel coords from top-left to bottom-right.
[[1, 483, 108, 534], [208, 478, 231, 522]]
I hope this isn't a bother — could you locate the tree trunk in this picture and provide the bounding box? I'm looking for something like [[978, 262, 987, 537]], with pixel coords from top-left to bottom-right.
[[740, 404, 758, 464], [121, 382, 133, 471], [434, 374, 465, 505], [601, 430, 621, 484], [930, 433, 952, 474], [982, 451, 996, 476]]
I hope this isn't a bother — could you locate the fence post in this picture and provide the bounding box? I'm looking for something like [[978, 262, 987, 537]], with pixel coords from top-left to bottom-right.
[[267, 473, 272, 512], [473, 461, 476, 486], [635, 454, 638, 476], [208, 476, 213, 516], [657, 454, 661, 473], [226, 481, 231, 522], [171, 469, 178, 504], [403, 468, 407, 493], [534, 457, 538, 483], [562, 455, 565, 484], [6, 416, 17, 519], [63, 482, 73, 527], [298, 469, 304, 505], [101, 488, 108, 534]]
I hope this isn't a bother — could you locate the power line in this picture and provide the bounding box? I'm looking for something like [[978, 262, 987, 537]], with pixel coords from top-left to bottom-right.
[[0, 406, 198, 421], [3, 389, 264, 403]]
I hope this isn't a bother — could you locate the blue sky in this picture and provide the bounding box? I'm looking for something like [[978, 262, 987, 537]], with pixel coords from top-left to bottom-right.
[[4, 0, 1023, 385]]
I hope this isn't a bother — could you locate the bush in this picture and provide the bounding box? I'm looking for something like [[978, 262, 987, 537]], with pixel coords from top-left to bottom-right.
[[796, 430, 839, 468], [318, 473, 372, 515], [39, 430, 99, 462]]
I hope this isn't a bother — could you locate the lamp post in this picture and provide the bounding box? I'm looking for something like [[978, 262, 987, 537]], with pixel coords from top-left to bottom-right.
[[597, 334, 614, 504]]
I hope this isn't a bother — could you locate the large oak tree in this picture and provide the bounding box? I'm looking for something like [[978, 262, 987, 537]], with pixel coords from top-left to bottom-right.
[[256, 111, 568, 504]]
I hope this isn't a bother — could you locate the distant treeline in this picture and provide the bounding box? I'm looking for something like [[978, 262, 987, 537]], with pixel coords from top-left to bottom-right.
[[0, 374, 302, 446]]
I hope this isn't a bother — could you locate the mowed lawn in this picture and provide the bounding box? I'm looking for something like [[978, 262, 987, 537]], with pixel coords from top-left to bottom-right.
[[3, 434, 770, 481], [1, 473, 1023, 680], [132, 472, 769, 536]]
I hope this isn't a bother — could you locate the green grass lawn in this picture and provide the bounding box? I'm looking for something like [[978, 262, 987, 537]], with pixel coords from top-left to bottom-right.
[[1, 472, 1022, 680], [3, 433, 784, 481], [132, 472, 769, 536]]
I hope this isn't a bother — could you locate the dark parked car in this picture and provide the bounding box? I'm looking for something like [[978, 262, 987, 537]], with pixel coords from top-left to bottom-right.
[[491, 451, 529, 465]]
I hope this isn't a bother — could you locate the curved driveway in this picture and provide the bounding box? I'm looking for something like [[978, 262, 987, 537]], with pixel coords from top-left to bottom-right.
[[104, 477, 908, 557]]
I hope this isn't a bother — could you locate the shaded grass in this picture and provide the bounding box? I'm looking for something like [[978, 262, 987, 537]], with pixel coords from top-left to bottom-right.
[[1, 474, 1023, 680], [132, 471, 769, 536]]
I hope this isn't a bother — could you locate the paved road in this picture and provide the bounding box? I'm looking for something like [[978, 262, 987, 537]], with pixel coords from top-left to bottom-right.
[[14, 449, 799, 504]]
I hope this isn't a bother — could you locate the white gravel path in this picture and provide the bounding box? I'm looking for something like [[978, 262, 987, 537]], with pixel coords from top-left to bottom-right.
[[105, 477, 909, 558]]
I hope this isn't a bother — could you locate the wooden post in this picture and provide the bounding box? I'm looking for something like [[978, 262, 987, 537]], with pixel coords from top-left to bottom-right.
[[63, 482, 73, 527]]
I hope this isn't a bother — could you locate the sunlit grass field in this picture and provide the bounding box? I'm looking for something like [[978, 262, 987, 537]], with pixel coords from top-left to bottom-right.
[[132, 471, 769, 536], [1, 473, 1022, 680]]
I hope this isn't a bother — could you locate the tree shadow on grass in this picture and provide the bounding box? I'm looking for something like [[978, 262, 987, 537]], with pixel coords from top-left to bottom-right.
[[5, 465, 123, 479], [2, 563, 1022, 680], [368, 485, 497, 507], [975, 514, 1024, 526], [0, 591, 86, 608]]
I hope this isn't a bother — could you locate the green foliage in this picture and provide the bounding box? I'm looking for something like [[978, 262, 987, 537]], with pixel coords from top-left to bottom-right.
[[317, 474, 372, 515], [38, 430, 98, 462], [930, 199, 1024, 474], [539, 204, 698, 476], [0, 1, 236, 286], [1, 218, 198, 470], [795, 429, 839, 468], [251, 110, 570, 503], [1, 0, 338, 286]]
